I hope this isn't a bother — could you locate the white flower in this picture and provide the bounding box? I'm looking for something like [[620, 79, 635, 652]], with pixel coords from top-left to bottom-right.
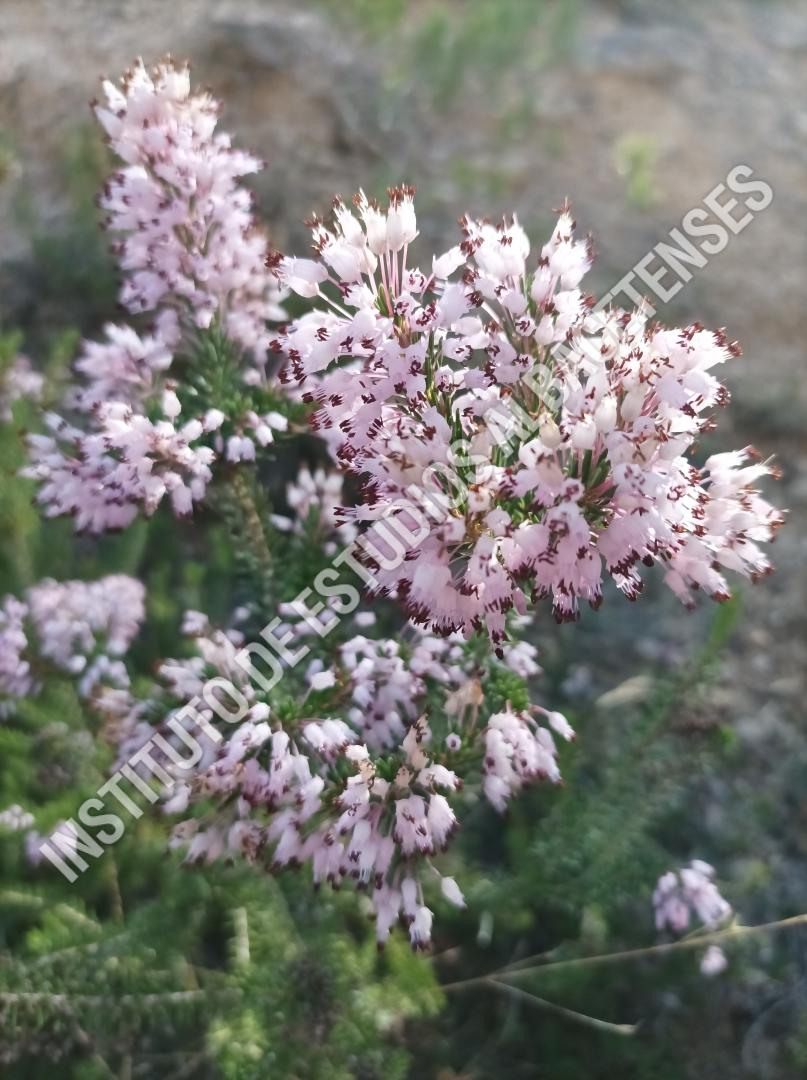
[[440, 875, 466, 908], [700, 945, 728, 976], [309, 669, 336, 691]]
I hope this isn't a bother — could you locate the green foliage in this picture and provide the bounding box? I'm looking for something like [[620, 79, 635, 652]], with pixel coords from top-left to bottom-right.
[[528, 598, 742, 913], [0, 327, 81, 590], [328, 0, 579, 112], [325, 0, 410, 38], [613, 134, 661, 210], [0, 849, 439, 1078], [395, 600, 748, 1077], [1, 125, 116, 342]]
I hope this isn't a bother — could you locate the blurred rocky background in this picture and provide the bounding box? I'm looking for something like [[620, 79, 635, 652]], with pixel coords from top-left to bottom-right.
[[1, 1, 805, 1075], [1, 0, 805, 404]]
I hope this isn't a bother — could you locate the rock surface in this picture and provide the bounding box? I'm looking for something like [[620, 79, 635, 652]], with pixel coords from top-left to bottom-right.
[[1, 0, 805, 407]]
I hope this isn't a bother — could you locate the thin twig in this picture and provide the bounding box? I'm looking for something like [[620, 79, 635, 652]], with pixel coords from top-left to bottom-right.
[[32, 932, 131, 968], [484, 978, 637, 1037], [0, 988, 234, 1010], [441, 912, 807, 993], [231, 469, 272, 577], [107, 854, 124, 924], [232, 906, 251, 970], [0, 890, 100, 931]]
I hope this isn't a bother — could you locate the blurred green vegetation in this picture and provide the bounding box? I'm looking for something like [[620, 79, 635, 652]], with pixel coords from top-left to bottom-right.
[[326, 0, 579, 114], [613, 134, 661, 210], [0, 125, 116, 347]]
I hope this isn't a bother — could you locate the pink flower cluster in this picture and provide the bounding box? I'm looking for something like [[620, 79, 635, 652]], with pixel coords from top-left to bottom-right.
[[25, 59, 288, 532], [100, 606, 568, 948], [0, 354, 44, 420], [0, 804, 35, 832], [28, 407, 217, 531], [483, 705, 573, 811], [271, 466, 357, 556], [95, 59, 285, 357], [9, 60, 783, 953], [0, 575, 145, 711], [0, 597, 32, 707], [653, 860, 732, 933], [653, 860, 733, 976], [278, 192, 782, 643]]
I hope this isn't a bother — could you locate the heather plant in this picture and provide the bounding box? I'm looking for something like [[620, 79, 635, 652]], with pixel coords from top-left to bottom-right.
[[0, 324, 440, 1076], [0, 56, 793, 1077]]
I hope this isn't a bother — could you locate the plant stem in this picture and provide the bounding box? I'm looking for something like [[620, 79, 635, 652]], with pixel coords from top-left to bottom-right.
[[485, 978, 637, 1037], [227, 468, 274, 605], [441, 911, 807, 992]]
